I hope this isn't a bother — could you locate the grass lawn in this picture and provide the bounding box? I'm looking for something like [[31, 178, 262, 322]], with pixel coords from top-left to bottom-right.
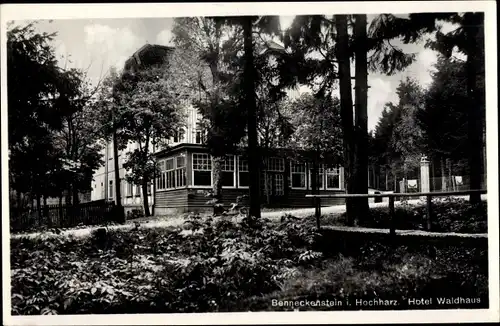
[[10, 198, 488, 314]]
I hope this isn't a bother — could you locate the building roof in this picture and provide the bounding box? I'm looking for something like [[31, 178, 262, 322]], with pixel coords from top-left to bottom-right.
[[123, 44, 174, 72]]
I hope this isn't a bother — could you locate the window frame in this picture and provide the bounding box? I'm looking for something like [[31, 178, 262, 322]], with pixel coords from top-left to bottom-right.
[[221, 155, 236, 189], [126, 182, 133, 197], [290, 161, 307, 190], [175, 155, 187, 188], [274, 173, 285, 196], [325, 167, 342, 190], [156, 155, 188, 191], [308, 164, 325, 190], [164, 157, 175, 190], [237, 155, 249, 189], [266, 157, 285, 172], [195, 123, 206, 144], [192, 153, 213, 188], [108, 180, 114, 199]]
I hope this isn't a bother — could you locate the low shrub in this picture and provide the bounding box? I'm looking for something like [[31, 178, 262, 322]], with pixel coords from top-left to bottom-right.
[[10, 211, 488, 314], [334, 197, 487, 233]]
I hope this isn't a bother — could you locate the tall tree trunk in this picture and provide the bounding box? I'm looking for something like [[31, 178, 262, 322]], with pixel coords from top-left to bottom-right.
[[112, 129, 124, 221], [36, 193, 41, 220], [263, 159, 270, 205], [447, 158, 453, 191], [72, 185, 80, 206], [430, 158, 436, 191], [311, 158, 318, 209], [243, 16, 261, 219], [440, 157, 447, 191], [65, 187, 72, 206], [141, 179, 150, 217], [385, 170, 389, 191], [212, 156, 224, 215], [393, 170, 397, 192], [464, 13, 484, 203], [354, 14, 370, 223], [335, 15, 356, 226], [58, 193, 63, 224]]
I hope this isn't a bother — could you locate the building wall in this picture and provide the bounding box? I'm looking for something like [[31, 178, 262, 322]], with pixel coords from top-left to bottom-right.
[[154, 146, 346, 214], [90, 140, 154, 213]]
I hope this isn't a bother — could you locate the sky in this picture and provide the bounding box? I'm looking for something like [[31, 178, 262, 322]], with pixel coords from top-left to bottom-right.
[[15, 16, 454, 131]]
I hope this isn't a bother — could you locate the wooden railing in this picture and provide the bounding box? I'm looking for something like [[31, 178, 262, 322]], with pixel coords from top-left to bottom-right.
[[306, 189, 487, 233]]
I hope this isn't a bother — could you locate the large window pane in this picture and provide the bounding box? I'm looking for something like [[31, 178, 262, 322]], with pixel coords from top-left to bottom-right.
[[193, 153, 212, 186], [326, 168, 340, 189], [222, 155, 235, 187], [292, 173, 306, 188], [222, 171, 234, 187], [238, 156, 249, 187], [309, 165, 324, 189], [291, 162, 306, 188], [194, 171, 211, 186]]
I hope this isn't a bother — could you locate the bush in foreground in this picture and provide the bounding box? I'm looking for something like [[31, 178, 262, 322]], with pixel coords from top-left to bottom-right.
[[333, 197, 487, 233], [11, 213, 488, 314]]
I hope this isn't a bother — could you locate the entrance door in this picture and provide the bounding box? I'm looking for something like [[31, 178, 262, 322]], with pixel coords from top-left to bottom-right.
[[261, 172, 285, 204]]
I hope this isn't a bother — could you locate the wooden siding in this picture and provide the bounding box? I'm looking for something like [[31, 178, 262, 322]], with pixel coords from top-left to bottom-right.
[[155, 188, 188, 209], [187, 188, 245, 210], [186, 187, 344, 211]]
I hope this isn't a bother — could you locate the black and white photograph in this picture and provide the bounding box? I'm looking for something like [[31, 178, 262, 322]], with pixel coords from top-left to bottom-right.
[[1, 1, 498, 325]]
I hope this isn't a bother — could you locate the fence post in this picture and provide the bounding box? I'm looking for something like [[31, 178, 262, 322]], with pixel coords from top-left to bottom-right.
[[315, 197, 321, 230], [389, 196, 396, 237], [426, 195, 432, 231]]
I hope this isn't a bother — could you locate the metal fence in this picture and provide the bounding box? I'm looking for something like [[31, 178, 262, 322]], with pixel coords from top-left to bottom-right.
[[10, 199, 117, 233]]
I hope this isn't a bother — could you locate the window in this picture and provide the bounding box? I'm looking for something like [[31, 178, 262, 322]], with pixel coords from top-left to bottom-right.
[[309, 165, 324, 190], [176, 156, 186, 187], [157, 160, 166, 190], [290, 162, 307, 189], [165, 158, 175, 189], [238, 156, 249, 187], [266, 157, 285, 172], [195, 123, 205, 144], [173, 129, 185, 143], [275, 174, 284, 196], [326, 167, 341, 189], [109, 180, 114, 199], [157, 156, 187, 190], [221, 155, 235, 187], [193, 153, 212, 186], [135, 185, 141, 197], [127, 182, 133, 196]]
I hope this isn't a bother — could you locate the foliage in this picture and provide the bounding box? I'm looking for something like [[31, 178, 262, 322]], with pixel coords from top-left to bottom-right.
[[118, 65, 186, 179], [373, 12, 486, 202], [7, 22, 104, 212], [417, 56, 470, 165], [333, 198, 487, 233], [11, 204, 488, 314], [171, 18, 246, 157], [389, 77, 426, 173], [286, 93, 343, 164]]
